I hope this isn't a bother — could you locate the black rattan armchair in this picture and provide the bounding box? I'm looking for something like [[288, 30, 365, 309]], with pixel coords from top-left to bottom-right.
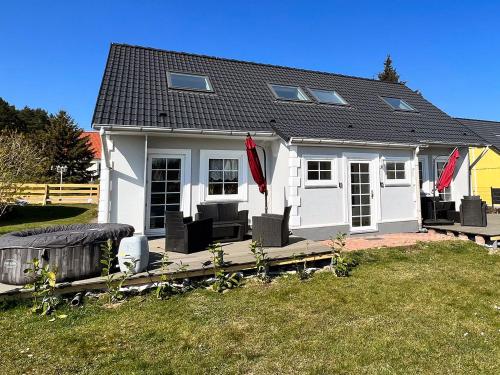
[[165, 211, 213, 254], [252, 206, 291, 247]]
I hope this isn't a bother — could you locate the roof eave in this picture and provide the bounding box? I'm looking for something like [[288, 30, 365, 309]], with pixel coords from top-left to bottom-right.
[[288, 137, 488, 148], [92, 124, 278, 139]]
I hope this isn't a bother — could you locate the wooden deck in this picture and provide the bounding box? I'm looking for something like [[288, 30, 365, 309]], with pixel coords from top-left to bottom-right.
[[424, 214, 500, 247], [0, 237, 330, 298]]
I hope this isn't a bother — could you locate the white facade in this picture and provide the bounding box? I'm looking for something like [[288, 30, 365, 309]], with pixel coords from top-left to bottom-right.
[[99, 131, 470, 240]]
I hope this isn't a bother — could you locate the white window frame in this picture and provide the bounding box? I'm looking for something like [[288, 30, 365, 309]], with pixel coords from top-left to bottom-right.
[[145, 148, 192, 236], [303, 155, 338, 187], [434, 156, 453, 201], [383, 157, 411, 186], [199, 150, 248, 202], [418, 156, 431, 195]]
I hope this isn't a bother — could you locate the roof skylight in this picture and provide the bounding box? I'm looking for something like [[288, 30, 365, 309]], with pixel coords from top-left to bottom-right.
[[308, 88, 347, 105], [382, 97, 415, 111], [269, 84, 309, 101], [167, 72, 213, 91]]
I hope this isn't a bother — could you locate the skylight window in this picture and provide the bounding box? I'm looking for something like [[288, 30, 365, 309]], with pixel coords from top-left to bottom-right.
[[269, 84, 309, 101], [381, 97, 415, 111], [167, 72, 213, 91], [308, 88, 347, 105]]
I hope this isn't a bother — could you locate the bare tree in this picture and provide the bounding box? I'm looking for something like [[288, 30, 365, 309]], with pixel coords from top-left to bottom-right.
[[0, 131, 47, 217]]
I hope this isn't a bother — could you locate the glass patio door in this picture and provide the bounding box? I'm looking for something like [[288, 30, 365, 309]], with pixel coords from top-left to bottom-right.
[[146, 154, 184, 234], [348, 160, 376, 232]]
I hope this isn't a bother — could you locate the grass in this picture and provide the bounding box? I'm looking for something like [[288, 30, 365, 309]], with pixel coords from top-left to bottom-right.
[[0, 204, 97, 235], [0, 241, 499, 374]]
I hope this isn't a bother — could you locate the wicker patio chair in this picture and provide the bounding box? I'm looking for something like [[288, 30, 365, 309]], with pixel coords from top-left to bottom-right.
[[165, 211, 213, 253], [252, 206, 291, 247]]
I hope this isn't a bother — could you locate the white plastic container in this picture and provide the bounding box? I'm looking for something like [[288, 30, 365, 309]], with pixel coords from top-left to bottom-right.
[[118, 235, 149, 273]]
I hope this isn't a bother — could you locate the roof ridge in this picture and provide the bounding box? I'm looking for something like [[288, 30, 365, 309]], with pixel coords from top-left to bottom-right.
[[111, 43, 406, 86], [454, 117, 500, 124]]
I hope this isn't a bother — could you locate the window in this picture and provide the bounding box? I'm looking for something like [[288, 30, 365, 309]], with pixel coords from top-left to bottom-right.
[[200, 150, 248, 201], [208, 158, 239, 196], [308, 88, 347, 105], [304, 156, 337, 187], [386, 162, 406, 180], [269, 84, 309, 101], [384, 158, 410, 185], [435, 158, 452, 201], [418, 161, 424, 189], [381, 97, 415, 111], [418, 156, 430, 194], [167, 72, 213, 91]]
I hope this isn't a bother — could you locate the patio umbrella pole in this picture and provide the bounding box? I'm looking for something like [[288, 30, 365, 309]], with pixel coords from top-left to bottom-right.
[[255, 144, 268, 213]]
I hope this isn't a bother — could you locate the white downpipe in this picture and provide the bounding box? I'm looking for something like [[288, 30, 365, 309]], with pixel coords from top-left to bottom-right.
[[98, 128, 111, 223], [413, 146, 422, 230]]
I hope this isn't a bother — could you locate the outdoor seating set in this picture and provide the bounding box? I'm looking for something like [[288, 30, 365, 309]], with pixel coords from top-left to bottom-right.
[[165, 202, 291, 253], [421, 195, 489, 227]]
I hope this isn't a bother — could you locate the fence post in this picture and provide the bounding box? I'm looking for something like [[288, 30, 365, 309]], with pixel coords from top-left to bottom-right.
[[42, 184, 49, 205]]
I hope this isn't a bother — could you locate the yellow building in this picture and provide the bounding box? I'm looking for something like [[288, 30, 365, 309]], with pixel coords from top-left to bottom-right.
[[456, 118, 500, 205]]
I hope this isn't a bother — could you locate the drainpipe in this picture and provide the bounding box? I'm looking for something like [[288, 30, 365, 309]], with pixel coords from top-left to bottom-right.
[[98, 128, 111, 223], [414, 146, 422, 230]]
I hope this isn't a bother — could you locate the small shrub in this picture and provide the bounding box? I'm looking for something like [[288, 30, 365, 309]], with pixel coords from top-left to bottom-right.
[[155, 251, 190, 300], [24, 258, 59, 315], [208, 242, 241, 292], [100, 239, 135, 304], [250, 240, 270, 283], [328, 232, 357, 277]]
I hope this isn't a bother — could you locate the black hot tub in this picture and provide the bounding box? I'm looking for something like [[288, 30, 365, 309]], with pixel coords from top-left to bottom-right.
[[0, 223, 134, 285]]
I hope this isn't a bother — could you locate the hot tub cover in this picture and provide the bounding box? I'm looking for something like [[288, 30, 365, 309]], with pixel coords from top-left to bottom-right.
[[0, 223, 134, 249]]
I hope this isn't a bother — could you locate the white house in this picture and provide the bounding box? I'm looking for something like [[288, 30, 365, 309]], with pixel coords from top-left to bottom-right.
[[92, 44, 487, 239]]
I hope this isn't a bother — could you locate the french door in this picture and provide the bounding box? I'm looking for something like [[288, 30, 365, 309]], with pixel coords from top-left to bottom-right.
[[146, 154, 185, 235], [348, 160, 377, 233]]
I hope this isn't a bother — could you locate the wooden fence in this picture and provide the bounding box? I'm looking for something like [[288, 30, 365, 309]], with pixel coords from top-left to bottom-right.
[[15, 184, 100, 205]]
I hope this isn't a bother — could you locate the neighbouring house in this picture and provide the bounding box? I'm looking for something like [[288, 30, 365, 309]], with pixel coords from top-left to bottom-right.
[[92, 43, 489, 239], [455, 118, 500, 205], [80, 131, 102, 181]]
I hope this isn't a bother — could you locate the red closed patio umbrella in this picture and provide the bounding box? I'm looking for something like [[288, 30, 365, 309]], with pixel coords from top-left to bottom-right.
[[436, 148, 460, 192], [245, 134, 268, 213]]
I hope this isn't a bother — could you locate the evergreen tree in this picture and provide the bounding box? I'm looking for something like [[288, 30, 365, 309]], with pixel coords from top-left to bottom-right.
[[0, 98, 24, 131], [43, 111, 94, 183], [378, 55, 402, 83], [17, 106, 50, 132]]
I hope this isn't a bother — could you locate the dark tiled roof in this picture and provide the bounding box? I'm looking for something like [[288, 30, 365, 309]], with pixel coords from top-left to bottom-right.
[[455, 118, 500, 151], [92, 43, 485, 146]]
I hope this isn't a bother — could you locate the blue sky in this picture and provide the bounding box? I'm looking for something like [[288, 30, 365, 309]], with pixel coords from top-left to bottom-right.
[[1, 0, 499, 130]]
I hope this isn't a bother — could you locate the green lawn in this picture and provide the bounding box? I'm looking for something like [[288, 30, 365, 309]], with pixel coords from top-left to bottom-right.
[[0, 241, 498, 374], [0, 204, 97, 235]]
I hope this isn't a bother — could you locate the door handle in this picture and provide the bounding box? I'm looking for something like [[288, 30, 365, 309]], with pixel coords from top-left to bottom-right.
[[371, 190, 374, 199]]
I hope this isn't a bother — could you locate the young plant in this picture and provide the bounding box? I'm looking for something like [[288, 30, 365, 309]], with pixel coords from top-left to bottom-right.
[[155, 251, 190, 300], [292, 252, 310, 281], [328, 232, 353, 277], [100, 239, 136, 304], [249, 240, 270, 283], [156, 251, 173, 299], [24, 258, 59, 315], [208, 242, 241, 292]]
